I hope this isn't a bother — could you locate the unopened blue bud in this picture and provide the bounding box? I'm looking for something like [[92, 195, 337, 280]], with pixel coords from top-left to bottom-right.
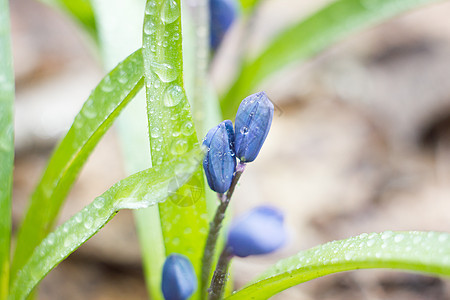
[[234, 92, 274, 162], [210, 0, 238, 50], [227, 206, 286, 257], [162, 254, 197, 300], [203, 120, 236, 193]]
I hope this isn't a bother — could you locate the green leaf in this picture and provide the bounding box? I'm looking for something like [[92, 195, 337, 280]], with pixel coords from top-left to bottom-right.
[[8, 149, 204, 300], [142, 1, 211, 299], [39, 0, 97, 40], [11, 49, 145, 280], [0, 0, 14, 298], [90, 1, 170, 299], [220, 0, 445, 118], [227, 231, 450, 299], [239, 0, 262, 12]]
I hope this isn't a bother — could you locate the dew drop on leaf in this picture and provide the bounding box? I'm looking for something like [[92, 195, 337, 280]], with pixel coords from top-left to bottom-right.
[[151, 62, 178, 83], [161, 0, 180, 24], [144, 20, 156, 35], [151, 127, 161, 138], [163, 84, 184, 107], [181, 121, 194, 136], [145, 0, 157, 15], [171, 139, 188, 155]]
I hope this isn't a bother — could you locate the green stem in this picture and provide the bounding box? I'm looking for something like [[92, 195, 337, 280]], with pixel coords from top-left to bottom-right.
[[208, 247, 233, 300], [201, 162, 246, 297]]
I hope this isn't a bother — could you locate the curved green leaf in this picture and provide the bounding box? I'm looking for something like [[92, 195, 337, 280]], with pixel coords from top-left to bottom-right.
[[11, 49, 145, 280], [9, 148, 204, 300], [0, 0, 14, 298], [227, 231, 450, 299], [142, 2, 211, 299], [220, 0, 445, 118]]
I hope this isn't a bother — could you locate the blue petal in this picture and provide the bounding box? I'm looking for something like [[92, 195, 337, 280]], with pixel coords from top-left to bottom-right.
[[227, 206, 286, 257], [203, 120, 236, 193], [235, 92, 274, 162], [162, 254, 197, 300]]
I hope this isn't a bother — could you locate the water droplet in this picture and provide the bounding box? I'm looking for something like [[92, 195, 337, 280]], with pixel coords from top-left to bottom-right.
[[184, 227, 192, 234], [438, 233, 448, 242], [163, 84, 184, 107], [240, 126, 249, 135], [171, 139, 188, 155], [181, 121, 194, 136], [144, 20, 156, 35], [102, 76, 114, 92], [75, 214, 82, 223], [84, 216, 94, 229], [151, 127, 161, 138], [345, 252, 354, 261], [117, 70, 127, 84], [156, 156, 163, 165], [94, 197, 105, 209], [381, 231, 393, 240], [161, 0, 180, 24], [145, 1, 157, 14], [366, 239, 375, 247], [47, 233, 55, 245], [172, 237, 180, 245], [151, 62, 178, 82], [81, 99, 97, 119], [394, 234, 404, 243]]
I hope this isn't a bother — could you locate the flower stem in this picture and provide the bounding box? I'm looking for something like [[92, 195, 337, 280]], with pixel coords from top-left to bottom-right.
[[201, 162, 246, 297], [208, 247, 233, 300]]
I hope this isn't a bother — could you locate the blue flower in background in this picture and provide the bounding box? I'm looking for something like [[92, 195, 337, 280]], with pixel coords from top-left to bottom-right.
[[210, 0, 239, 50], [203, 120, 236, 193], [162, 254, 197, 300], [235, 91, 274, 163], [227, 205, 286, 257]]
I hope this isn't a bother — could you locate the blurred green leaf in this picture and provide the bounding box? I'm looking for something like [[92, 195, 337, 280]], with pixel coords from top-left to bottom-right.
[[227, 231, 450, 299], [142, 1, 210, 299], [39, 0, 97, 40], [9, 149, 204, 300], [0, 0, 14, 298], [221, 0, 445, 118], [11, 49, 145, 280], [239, 0, 262, 12]]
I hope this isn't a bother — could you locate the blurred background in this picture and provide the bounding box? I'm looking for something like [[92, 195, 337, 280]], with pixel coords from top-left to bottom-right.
[[10, 0, 450, 299]]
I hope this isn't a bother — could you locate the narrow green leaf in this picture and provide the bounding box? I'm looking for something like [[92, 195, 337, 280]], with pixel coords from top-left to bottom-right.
[[11, 49, 145, 280], [142, 1, 209, 299], [221, 0, 445, 118], [9, 149, 204, 300], [0, 0, 14, 298], [227, 231, 450, 299]]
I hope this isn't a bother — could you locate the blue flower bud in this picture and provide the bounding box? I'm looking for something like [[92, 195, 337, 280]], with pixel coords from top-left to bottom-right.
[[203, 120, 236, 193], [234, 92, 274, 162], [162, 254, 197, 300], [227, 205, 286, 257], [210, 0, 238, 50]]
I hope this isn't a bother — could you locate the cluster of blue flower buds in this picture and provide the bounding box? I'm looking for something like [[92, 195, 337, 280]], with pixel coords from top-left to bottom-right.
[[160, 92, 284, 300], [202, 91, 274, 193]]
